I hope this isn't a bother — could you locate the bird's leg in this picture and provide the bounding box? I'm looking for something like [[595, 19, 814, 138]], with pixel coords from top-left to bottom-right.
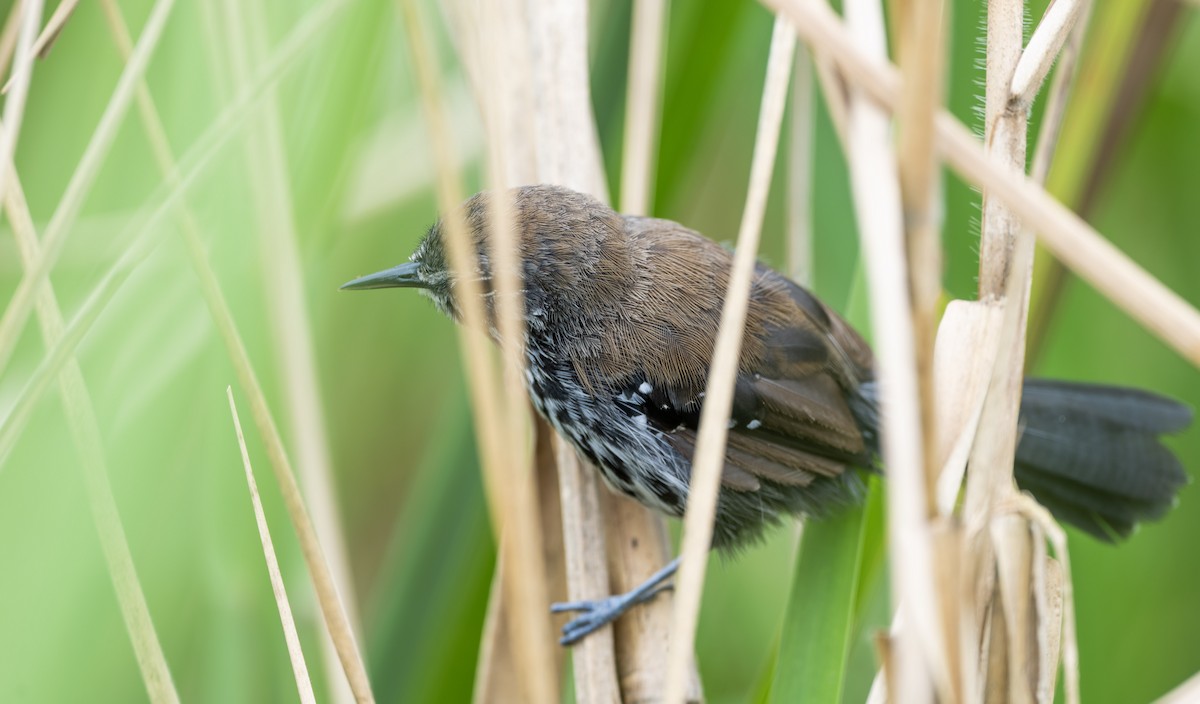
[[550, 556, 681, 646]]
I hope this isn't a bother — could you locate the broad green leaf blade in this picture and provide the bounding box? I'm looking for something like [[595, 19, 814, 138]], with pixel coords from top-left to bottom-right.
[[769, 491, 870, 703]]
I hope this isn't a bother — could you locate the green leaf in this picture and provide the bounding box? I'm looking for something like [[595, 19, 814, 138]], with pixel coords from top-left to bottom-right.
[[769, 490, 871, 704]]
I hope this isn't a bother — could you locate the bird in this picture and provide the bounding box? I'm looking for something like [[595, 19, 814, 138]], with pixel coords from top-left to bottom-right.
[[342, 183, 1192, 645]]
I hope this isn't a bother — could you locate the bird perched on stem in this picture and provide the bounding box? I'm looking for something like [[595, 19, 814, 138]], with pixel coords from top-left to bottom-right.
[[342, 184, 1192, 645]]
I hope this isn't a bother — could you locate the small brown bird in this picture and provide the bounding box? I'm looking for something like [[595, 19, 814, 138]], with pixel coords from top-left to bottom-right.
[[343, 184, 1191, 644]]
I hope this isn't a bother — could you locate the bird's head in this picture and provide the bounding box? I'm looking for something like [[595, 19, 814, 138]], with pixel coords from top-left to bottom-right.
[[341, 185, 631, 327]]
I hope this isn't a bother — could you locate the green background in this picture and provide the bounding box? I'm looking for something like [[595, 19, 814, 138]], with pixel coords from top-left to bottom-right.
[[0, 0, 1197, 701]]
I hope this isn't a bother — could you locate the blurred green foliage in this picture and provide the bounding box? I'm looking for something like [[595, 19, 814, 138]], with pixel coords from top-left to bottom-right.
[[0, 0, 1197, 702]]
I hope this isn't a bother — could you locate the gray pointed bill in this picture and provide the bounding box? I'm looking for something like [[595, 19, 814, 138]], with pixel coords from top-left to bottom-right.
[[340, 262, 427, 290]]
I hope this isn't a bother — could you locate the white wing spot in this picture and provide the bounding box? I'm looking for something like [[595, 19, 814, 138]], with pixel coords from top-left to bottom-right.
[[746, 419, 762, 430]]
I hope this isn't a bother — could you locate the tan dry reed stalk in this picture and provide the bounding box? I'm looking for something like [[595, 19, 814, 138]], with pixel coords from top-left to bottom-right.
[[0, 1, 24, 82], [0, 0, 39, 209], [896, 0, 961, 698], [528, 3, 696, 695], [843, 0, 945, 697], [93, 2, 375, 701], [397, 2, 559, 703], [28, 0, 74, 57], [472, 425, 572, 702], [662, 16, 796, 704], [226, 387, 317, 704], [611, 3, 697, 697], [182, 196, 377, 704], [476, 2, 558, 700], [1157, 670, 1200, 704], [895, 0, 945, 505], [0, 0, 175, 380], [1010, 0, 1088, 109], [964, 1, 1033, 697], [931, 301, 1004, 515], [763, 0, 1200, 367], [0, 3, 181, 700], [1029, 0, 1092, 186], [619, 0, 669, 215], [967, 1, 1076, 701], [447, 1, 698, 700], [554, 451, 620, 703], [4, 165, 182, 704], [209, 1, 363, 699], [0, 0, 78, 93]]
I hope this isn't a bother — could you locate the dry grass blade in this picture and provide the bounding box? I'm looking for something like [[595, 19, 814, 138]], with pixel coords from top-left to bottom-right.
[[555, 440, 619, 703], [1011, 0, 1087, 108], [1028, 0, 1092, 185], [0, 0, 75, 93], [619, 0, 669, 214], [5, 166, 180, 702], [0, 0, 175, 381], [30, 0, 76, 57], [895, 0, 945, 505], [0, 0, 26, 82], [1003, 494, 1079, 704], [0, 0, 41, 211], [476, 4, 558, 699], [1156, 670, 1200, 704], [88, 2, 375, 700], [186, 214, 376, 704], [211, 0, 362, 698], [931, 301, 1004, 514], [0, 0, 76, 92], [227, 387, 317, 704], [397, 1, 557, 702], [762, 0, 1200, 366], [662, 16, 795, 704], [0, 3, 180, 699], [842, 0, 943, 696]]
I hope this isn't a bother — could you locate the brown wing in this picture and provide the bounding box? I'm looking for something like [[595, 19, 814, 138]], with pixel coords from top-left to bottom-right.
[[643, 270, 875, 491], [594, 216, 876, 491]]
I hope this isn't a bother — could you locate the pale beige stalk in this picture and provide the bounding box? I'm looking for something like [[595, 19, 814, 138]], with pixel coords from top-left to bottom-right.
[[93, 1, 373, 700], [28, 0, 75, 57], [5, 166, 181, 703], [843, 0, 945, 696], [895, 0, 945, 505], [227, 388, 317, 704], [0, 0, 79, 93], [478, 1, 557, 701], [0, 1, 25, 82], [1011, 0, 1088, 108], [399, 1, 558, 703], [0, 3, 180, 700], [663, 17, 795, 704], [1156, 670, 1200, 704], [620, 0, 670, 214], [0, 0, 39, 209], [210, 0, 363, 698]]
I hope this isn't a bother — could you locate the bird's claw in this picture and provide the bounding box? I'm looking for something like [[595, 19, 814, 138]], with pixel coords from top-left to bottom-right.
[[551, 583, 674, 646]]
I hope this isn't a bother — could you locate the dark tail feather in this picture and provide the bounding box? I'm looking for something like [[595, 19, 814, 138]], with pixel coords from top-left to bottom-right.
[[850, 378, 1192, 542], [1014, 379, 1192, 542]]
